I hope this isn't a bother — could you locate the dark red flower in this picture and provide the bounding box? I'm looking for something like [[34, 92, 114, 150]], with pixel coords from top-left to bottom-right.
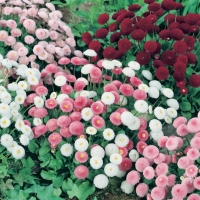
[[148, 2, 161, 12], [136, 51, 151, 65], [168, 22, 181, 30], [110, 32, 121, 43], [144, 41, 157, 53], [144, 0, 155, 4], [180, 87, 188, 95], [173, 72, 185, 82], [184, 13, 199, 25], [128, 4, 141, 11], [120, 18, 132, 34], [132, 16, 142, 24], [91, 55, 99, 62], [153, 42, 161, 54], [159, 29, 170, 40], [189, 75, 200, 87], [173, 41, 187, 54], [125, 11, 135, 18], [82, 32, 92, 45], [175, 2, 183, 10], [109, 23, 118, 32], [155, 8, 163, 16], [112, 12, 122, 20], [95, 28, 108, 39], [177, 55, 188, 65], [197, 20, 200, 27], [116, 13, 126, 23], [103, 47, 116, 59], [164, 14, 176, 23], [176, 80, 186, 88], [156, 66, 169, 80], [185, 53, 197, 64], [180, 23, 191, 34], [190, 25, 199, 33], [146, 14, 157, 23], [131, 29, 146, 40], [98, 13, 109, 25], [143, 11, 151, 17], [170, 28, 184, 40], [176, 16, 185, 23], [173, 61, 186, 74], [138, 18, 153, 32], [114, 50, 125, 59], [162, 50, 176, 66], [184, 36, 196, 48], [118, 38, 132, 52], [88, 40, 101, 52], [153, 60, 164, 68], [161, 0, 177, 10]]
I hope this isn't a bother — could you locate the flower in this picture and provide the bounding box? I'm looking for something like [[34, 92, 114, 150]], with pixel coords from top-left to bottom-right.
[[194, 177, 200, 190], [120, 181, 134, 194], [1, 134, 13, 147], [75, 151, 88, 163], [74, 138, 88, 152], [12, 145, 25, 159], [103, 128, 115, 141], [101, 92, 115, 105], [151, 187, 165, 200], [143, 166, 155, 180], [83, 49, 97, 57], [74, 165, 89, 179], [105, 143, 119, 156], [149, 119, 162, 132], [104, 163, 118, 177], [91, 145, 105, 158], [185, 165, 198, 177], [60, 143, 73, 157], [126, 170, 140, 185], [93, 174, 109, 189], [187, 118, 200, 133], [171, 184, 187, 199], [90, 156, 103, 169], [114, 134, 129, 147], [110, 153, 122, 165]]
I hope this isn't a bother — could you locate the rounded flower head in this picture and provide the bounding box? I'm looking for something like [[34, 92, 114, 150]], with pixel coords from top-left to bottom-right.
[[134, 100, 148, 113], [115, 134, 129, 147], [143, 166, 155, 180], [194, 177, 200, 190], [119, 158, 132, 171], [75, 151, 88, 163], [171, 184, 187, 199], [151, 187, 165, 200], [103, 128, 115, 141], [93, 174, 109, 189], [1, 134, 13, 147], [74, 138, 89, 152], [110, 153, 122, 165], [136, 183, 149, 198], [126, 170, 140, 185], [60, 143, 73, 157], [12, 145, 25, 159], [90, 156, 103, 169], [48, 133, 62, 148], [91, 116, 105, 129], [143, 145, 159, 159], [91, 145, 105, 158], [135, 157, 150, 172], [74, 165, 89, 179], [101, 92, 115, 105], [187, 118, 200, 133], [104, 163, 118, 177], [69, 121, 84, 136], [185, 165, 198, 177]]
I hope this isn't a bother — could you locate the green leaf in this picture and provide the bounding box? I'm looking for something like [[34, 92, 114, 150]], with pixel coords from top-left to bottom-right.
[[41, 170, 56, 180], [180, 102, 191, 112], [39, 145, 50, 156], [28, 140, 39, 153], [52, 188, 62, 197], [62, 178, 73, 193], [78, 181, 95, 200], [37, 184, 53, 200], [53, 176, 64, 188]]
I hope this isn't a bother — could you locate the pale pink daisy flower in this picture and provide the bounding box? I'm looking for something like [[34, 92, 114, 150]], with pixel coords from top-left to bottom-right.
[[156, 163, 168, 176], [167, 174, 176, 187], [187, 118, 200, 133], [188, 194, 200, 200], [166, 137, 179, 151], [171, 184, 187, 199], [155, 175, 168, 187], [75, 152, 88, 163], [182, 177, 195, 193], [143, 166, 155, 180], [48, 132, 62, 148], [74, 165, 89, 179], [185, 165, 198, 177], [158, 136, 169, 148], [136, 183, 149, 198], [135, 158, 150, 172], [177, 156, 190, 169], [176, 124, 189, 136], [190, 137, 200, 150], [151, 187, 165, 200], [143, 145, 159, 159], [126, 170, 140, 185], [194, 176, 200, 190], [187, 147, 200, 160], [173, 116, 187, 128]]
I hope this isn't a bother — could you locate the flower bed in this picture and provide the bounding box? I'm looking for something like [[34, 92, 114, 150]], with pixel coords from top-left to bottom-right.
[[0, 0, 200, 200]]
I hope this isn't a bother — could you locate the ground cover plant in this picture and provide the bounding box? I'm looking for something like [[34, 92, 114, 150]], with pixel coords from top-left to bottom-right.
[[0, 0, 199, 200]]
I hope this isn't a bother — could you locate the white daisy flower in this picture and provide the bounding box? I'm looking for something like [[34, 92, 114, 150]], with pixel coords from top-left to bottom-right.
[[166, 99, 179, 110], [129, 149, 139, 162], [0, 86, 7, 93], [0, 117, 11, 128], [150, 131, 164, 141], [166, 107, 177, 118], [101, 92, 115, 105], [21, 125, 32, 137], [121, 111, 135, 126], [18, 81, 28, 90], [34, 96, 44, 108], [27, 75, 39, 85], [33, 118, 42, 126], [74, 138, 88, 152], [116, 169, 126, 178], [134, 100, 148, 113], [148, 87, 159, 99], [104, 163, 119, 177], [128, 61, 140, 70], [7, 141, 18, 153], [93, 174, 109, 189], [50, 92, 57, 99], [19, 134, 30, 146], [1, 134, 13, 147], [54, 75, 67, 87], [88, 91, 97, 98], [149, 80, 162, 90], [128, 116, 140, 131], [81, 64, 94, 74], [1, 58, 12, 68], [90, 145, 105, 158], [154, 107, 166, 120], [15, 119, 24, 131], [90, 156, 103, 169], [149, 119, 162, 132], [76, 77, 88, 85], [121, 181, 134, 194], [102, 60, 115, 70], [103, 128, 115, 141], [80, 90, 90, 97], [25, 68, 36, 77], [105, 143, 119, 156], [110, 153, 122, 165], [60, 143, 73, 157], [161, 88, 174, 98], [86, 126, 97, 135], [165, 116, 172, 124], [15, 94, 25, 104], [12, 145, 25, 159], [114, 134, 129, 147], [81, 107, 94, 121], [142, 70, 152, 80], [122, 67, 135, 77], [0, 103, 10, 115], [112, 60, 122, 67], [16, 90, 27, 98], [10, 102, 20, 110], [138, 83, 149, 93], [83, 49, 97, 57], [56, 94, 69, 104], [0, 92, 12, 104]]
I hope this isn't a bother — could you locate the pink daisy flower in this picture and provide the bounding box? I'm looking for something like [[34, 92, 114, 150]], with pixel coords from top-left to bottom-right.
[[137, 130, 149, 141], [60, 100, 73, 112], [185, 165, 198, 177], [133, 89, 147, 100], [118, 147, 128, 158], [48, 132, 62, 148], [110, 91, 120, 104], [143, 166, 155, 180], [69, 121, 84, 136], [151, 187, 165, 200], [126, 170, 140, 185], [109, 112, 122, 126], [90, 66, 102, 79], [57, 116, 71, 128], [188, 194, 200, 200], [45, 64, 59, 74], [61, 84, 73, 94], [187, 118, 200, 133], [130, 76, 142, 87], [111, 80, 122, 89], [91, 116, 105, 129], [182, 177, 195, 193], [60, 127, 72, 138], [177, 156, 190, 169], [136, 183, 149, 198], [75, 151, 88, 163], [167, 174, 176, 187], [74, 165, 89, 179], [125, 140, 134, 151], [34, 124, 48, 138], [136, 141, 147, 154], [187, 148, 200, 160], [158, 136, 169, 148], [166, 137, 179, 151], [74, 96, 87, 109], [104, 83, 118, 92], [176, 124, 189, 136], [91, 102, 104, 115], [194, 176, 200, 190], [138, 117, 147, 130], [156, 163, 168, 176], [46, 119, 58, 132], [190, 137, 200, 150], [171, 184, 187, 199], [45, 98, 57, 109], [119, 84, 134, 96], [135, 157, 150, 172], [143, 145, 159, 159], [35, 86, 48, 95], [119, 158, 132, 171], [155, 175, 168, 187], [154, 153, 166, 164], [33, 108, 48, 118], [70, 112, 82, 122], [74, 81, 86, 91], [173, 116, 187, 128]]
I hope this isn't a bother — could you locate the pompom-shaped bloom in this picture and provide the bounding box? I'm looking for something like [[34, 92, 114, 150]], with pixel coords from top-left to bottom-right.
[[187, 118, 200, 133], [151, 187, 165, 200], [110, 153, 122, 165], [155, 175, 168, 187], [129, 149, 139, 162], [143, 166, 155, 180], [143, 145, 159, 159], [119, 158, 132, 171], [126, 170, 140, 185], [149, 119, 162, 132], [171, 184, 187, 199], [118, 38, 131, 52], [110, 112, 122, 126], [74, 138, 89, 152], [121, 180, 134, 194], [91, 115, 105, 129], [1, 134, 13, 147], [166, 137, 179, 150], [137, 130, 149, 141], [57, 116, 71, 128], [133, 89, 147, 100], [135, 157, 150, 172], [103, 128, 115, 141], [154, 107, 166, 120], [134, 100, 148, 113], [60, 100, 73, 112], [187, 148, 200, 161], [136, 183, 149, 197], [156, 163, 168, 176], [115, 134, 129, 147], [156, 66, 169, 80], [69, 121, 84, 136], [48, 133, 62, 148], [188, 194, 200, 200], [104, 163, 118, 177], [177, 156, 190, 169], [75, 151, 88, 163], [136, 51, 151, 65], [194, 177, 200, 190], [93, 174, 109, 189], [101, 92, 115, 105], [121, 111, 135, 126], [148, 87, 159, 98], [60, 143, 73, 157], [74, 165, 89, 179], [90, 156, 103, 169], [98, 13, 109, 24], [12, 145, 25, 159], [91, 102, 104, 115], [173, 116, 187, 128]]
